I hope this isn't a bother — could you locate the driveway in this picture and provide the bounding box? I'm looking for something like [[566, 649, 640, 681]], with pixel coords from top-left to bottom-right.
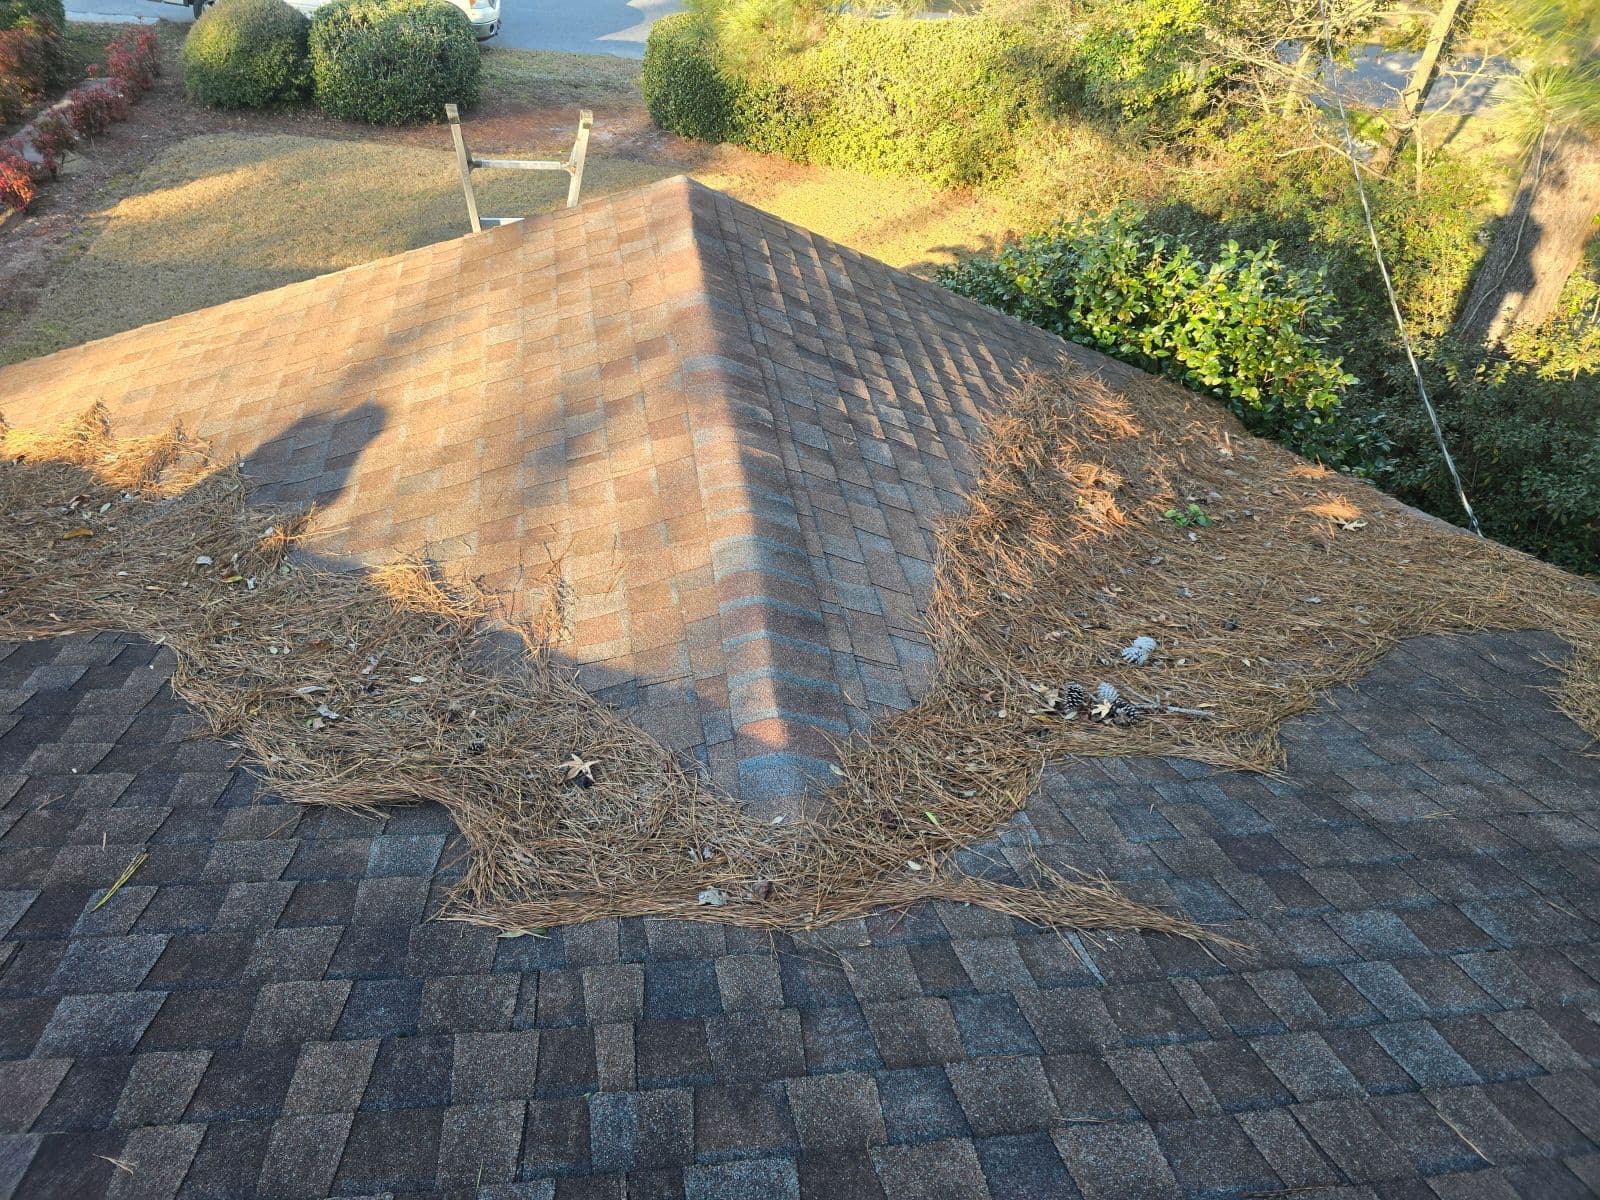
[[66, 0, 685, 56]]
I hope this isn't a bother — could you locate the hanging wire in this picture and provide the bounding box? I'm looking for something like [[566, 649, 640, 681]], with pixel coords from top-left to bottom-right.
[[1313, 0, 1483, 535]]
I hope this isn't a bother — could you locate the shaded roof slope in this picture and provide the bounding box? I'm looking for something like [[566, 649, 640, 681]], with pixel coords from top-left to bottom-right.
[[0, 176, 1117, 809], [4, 628, 1599, 1196]]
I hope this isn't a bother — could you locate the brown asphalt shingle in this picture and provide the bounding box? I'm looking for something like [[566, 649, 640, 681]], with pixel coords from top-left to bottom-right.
[[2, 627, 1598, 1196], [0, 175, 1135, 811]]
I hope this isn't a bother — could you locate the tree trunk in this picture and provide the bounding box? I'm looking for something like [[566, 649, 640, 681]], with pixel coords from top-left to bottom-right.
[[1455, 127, 1600, 347], [1371, 0, 1469, 175]]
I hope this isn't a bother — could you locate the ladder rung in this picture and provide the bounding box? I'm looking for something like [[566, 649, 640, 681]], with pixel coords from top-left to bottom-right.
[[471, 157, 568, 171]]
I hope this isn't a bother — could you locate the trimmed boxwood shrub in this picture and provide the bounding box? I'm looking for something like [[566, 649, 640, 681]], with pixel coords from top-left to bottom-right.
[[643, 14, 1048, 189], [641, 13, 732, 143], [182, 0, 310, 110], [310, 0, 478, 125]]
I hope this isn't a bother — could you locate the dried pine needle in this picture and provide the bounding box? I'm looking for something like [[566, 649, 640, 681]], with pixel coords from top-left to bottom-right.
[[91, 850, 149, 912], [0, 405, 1188, 939], [5, 375, 1596, 942]]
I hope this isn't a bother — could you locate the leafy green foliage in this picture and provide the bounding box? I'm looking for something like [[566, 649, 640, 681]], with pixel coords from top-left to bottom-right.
[[309, 0, 478, 125], [641, 13, 732, 142], [1493, 0, 1600, 141], [1063, 0, 1211, 124], [1378, 341, 1600, 574], [1165, 503, 1213, 527], [183, 0, 310, 110], [643, 13, 1047, 188], [683, 0, 827, 72], [1503, 243, 1600, 376], [639, 0, 1598, 576], [788, 18, 1046, 187], [1140, 118, 1490, 386], [0, 0, 64, 32], [940, 208, 1359, 461]]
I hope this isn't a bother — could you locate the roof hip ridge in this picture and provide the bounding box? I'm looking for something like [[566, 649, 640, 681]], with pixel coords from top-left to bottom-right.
[[662, 181, 852, 814]]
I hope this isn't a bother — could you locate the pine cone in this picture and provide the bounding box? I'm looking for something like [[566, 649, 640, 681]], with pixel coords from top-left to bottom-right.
[[1120, 636, 1157, 666], [1061, 683, 1088, 712], [1110, 698, 1142, 726]]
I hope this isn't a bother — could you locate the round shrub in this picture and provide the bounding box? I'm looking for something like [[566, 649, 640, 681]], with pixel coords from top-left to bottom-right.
[[182, 0, 310, 110], [310, 0, 478, 126], [642, 13, 732, 143]]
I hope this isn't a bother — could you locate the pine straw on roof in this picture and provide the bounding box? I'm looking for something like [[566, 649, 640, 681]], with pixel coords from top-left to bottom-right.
[[0, 406, 1196, 939], [812, 366, 1599, 932], [903, 367, 1600, 772], [3, 365, 1596, 939]]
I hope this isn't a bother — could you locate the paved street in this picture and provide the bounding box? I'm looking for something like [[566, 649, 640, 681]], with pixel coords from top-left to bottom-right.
[[65, 0, 685, 55]]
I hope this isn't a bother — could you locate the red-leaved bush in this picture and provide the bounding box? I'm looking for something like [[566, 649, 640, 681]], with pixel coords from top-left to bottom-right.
[[63, 82, 129, 137], [0, 143, 39, 212], [1, 26, 157, 213], [105, 27, 158, 94], [28, 107, 74, 162]]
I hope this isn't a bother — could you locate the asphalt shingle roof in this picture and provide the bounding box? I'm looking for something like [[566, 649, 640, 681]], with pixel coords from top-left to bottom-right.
[[2, 178, 1599, 1197], [0, 175, 1128, 813], [2, 628, 1598, 1197]]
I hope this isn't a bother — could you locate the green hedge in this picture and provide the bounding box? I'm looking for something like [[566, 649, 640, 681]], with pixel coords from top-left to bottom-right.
[[940, 208, 1361, 463], [310, 0, 478, 125], [643, 13, 1046, 188], [641, 12, 731, 143], [183, 0, 310, 110], [1379, 344, 1600, 575]]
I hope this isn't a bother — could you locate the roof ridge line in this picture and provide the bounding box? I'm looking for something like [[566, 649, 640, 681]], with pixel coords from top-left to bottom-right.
[[668, 182, 850, 814]]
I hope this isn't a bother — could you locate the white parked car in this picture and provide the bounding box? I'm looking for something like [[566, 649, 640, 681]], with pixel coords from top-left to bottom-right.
[[181, 0, 500, 40]]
